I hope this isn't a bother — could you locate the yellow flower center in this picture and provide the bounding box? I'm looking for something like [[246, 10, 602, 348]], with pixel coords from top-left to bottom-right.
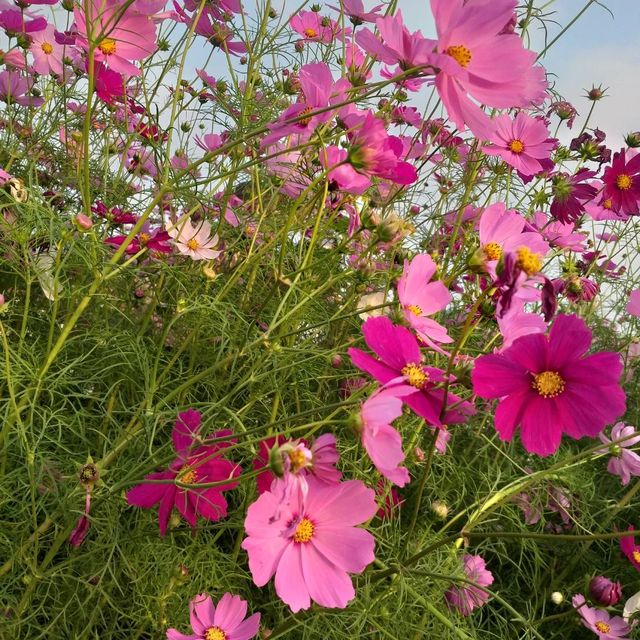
[[139, 232, 151, 246], [401, 363, 429, 389], [616, 173, 633, 190], [178, 465, 197, 485], [483, 242, 502, 261], [633, 550, 640, 563], [288, 449, 308, 473], [406, 304, 422, 316], [532, 371, 565, 398], [594, 621, 610, 634], [98, 38, 117, 55], [303, 27, 318, 38], [516, 246, 542, 276], [41, 42, 53, 55], [204, 627, 227, 640], [186, 238, 200, 251], [445, 45, 472, 68], [293, 518, 314, 543], [508, 139, 525, 154], [603, 198, 613, 209], [298, 105, 314, 127]]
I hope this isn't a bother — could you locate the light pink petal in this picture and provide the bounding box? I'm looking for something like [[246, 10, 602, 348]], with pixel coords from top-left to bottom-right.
[[306, 478, 377, 527], [213, 593, 247, 632], [228, 612, 261, 640], [627, 290, 640, 317], [274, 544, 311, 612], [312, 526, 375, 574], [166, 630, 198, 640], [242, 536, 289, 587], [300, 542, 356, 609], [190, 593, 215, 632]]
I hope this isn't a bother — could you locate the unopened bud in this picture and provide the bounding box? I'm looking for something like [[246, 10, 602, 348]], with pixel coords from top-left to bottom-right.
[[625, 131, 640, 148], [75, 213, 93, 230], [550, 591, 564, 605], [430, 500, 449, 519]]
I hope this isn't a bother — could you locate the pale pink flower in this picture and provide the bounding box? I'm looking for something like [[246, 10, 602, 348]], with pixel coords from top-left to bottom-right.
[[167, 216, 221, 261], [598, 423, 640, 486], [30, 25, 65, 76]]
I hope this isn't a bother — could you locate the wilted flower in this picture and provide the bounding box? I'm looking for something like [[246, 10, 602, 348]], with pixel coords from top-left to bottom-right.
[[445, 554, 494, 616]]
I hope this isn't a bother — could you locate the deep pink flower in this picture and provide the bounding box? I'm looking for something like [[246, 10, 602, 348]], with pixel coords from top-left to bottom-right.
[[599, 423, 640, 486], [397, 253, 452, 348], [601, 148, 640, 214], [252, 433, 341, 495], [126, 409, 241, 536], [483, 112, 555, 177], [360, 388, 410, 487], [348, 316, 475, 426], [242, 477, 377, 612], [550, 169, 598, 223], [430, 0, 546, 138], [105, 224, 171, 255], [572, 594, 630, 639], [621, 527, 640, 572], [0, 9, 46, 36], [74, 0, 158, 76], [166, 592, 261, 640], [69, 491, 92, 548], [589, 576, 622, 607], [445, 554, 494, 616], [472, 314, 626, 456], [94, 62, 125, 104], [92, 200, 138, 225]]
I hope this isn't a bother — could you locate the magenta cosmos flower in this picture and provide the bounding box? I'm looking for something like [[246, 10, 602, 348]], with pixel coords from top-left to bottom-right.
[[598, 423, 640, 486], [572, 594, 630, 639], [397, 253, 452, 348], [620, 527, 640, 572], [252, 433, 341, 495], [472, 314, 626, 456], [360, 388, 410, 487], [348, 316, 475, 426], [430, 0, 546, 138], [74, 0, 158, 76], [483, 112, 556, 177], [126, 409, 241, 536], [601, 148, 640, 214], [167, 592, 261, 640], [242, 476, 376, 612], [445, 554, 494, 616]]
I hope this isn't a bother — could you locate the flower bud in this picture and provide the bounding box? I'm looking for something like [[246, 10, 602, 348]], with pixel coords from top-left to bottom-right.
[[589, 576, 622, 606], [625, 131, 640, 148], [550, 591, 564, 605], [78, 462, 99, 488], [268, 442, 285, 479], [75, 213, 93, 230], [330, 354, 342, 368], [586, 85, 607, 101], [430, 500, 449, 519]]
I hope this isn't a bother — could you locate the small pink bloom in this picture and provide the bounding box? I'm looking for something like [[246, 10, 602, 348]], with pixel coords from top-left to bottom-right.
[[627, 290, 640, 317], [126, 409, 241, 536], [360, 389, 409, 487], [483, 112, 555, 177], [290, 10, 343, 44], [166, 592, 261, 640], [445, 554, 494, 616], [397, 253, 452, 347], [572, 593, 630, 639], [30, 25, 65, 76], [599, 423, 640, 486], [167, 216, 221, 261], [472, 314, 626, 456], [601, 148, 640, 214], [330, 0, 383, 25], [242, 477, 377, 612]]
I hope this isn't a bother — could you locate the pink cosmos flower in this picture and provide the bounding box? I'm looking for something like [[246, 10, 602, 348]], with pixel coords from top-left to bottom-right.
[[166, 592, 261, 640], [30, 25, 65, 76], [621, 527, 640, 572], [167, 216, 220, 261], [527, 211, 587, 252], [252, 434, 341, 495], [74, 0, 158, 76], [483, 112, 555, 177], [290, 10, 342, 44], [445, 554, 494, 616], [0, 70, 44, 107], [0, 9, 46, 36], [360, 389, 410, 487], [599, 423, 640, 486], [242, 477, 377, 612], [550, 169, 598, 223], [397, 253, 452, 348], [472, 314, 626, 456], [105, 224, 171, 255], [477, 202, 549, 278], [348, 316, 475, 426], [126, 409, 241, 536], [627, 290, 640, 317], [601, 148, 640, 214], [330, 0, 383, 25], [430, 0, 546, 138], [572, 594, 630, 639], [193, 16, 247, 55]]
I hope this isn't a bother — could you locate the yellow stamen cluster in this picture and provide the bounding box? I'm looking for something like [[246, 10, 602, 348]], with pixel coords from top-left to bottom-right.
[[483, 242, 502, 261], [402, 363, 429, 389], [303, 27, 318, 38], [633, 550, 640, 564], [508, 139, 525, 154], [516, 246, 542, 276], [602, 198, 613, 209], [406, 304, 423, 316], [532, 371, 565, 398], [98, 38, 117, 55], [297, 106, 314, 126], [186, 238, 201, 251], [139, 232, 151, 246], [445, 45, 472, 68], [594, 621, 611, 634], [204, 627, 227, 640], [616, 174, 633, 190], [288, 449, 308, 473], [41, 42, 53, 55], [178, 465, 197, 485], [293, 518, 314, 543]]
